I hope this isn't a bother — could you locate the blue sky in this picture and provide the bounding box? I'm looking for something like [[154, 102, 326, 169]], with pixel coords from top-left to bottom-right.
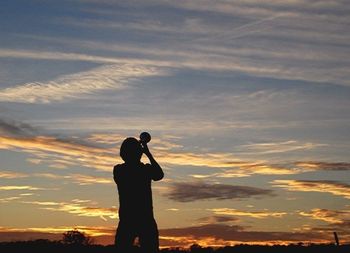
[[0, 0, 350, 247]]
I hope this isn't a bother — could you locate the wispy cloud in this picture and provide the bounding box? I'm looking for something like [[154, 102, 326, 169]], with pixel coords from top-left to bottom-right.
[[0, 124, 269, 173], [209, 208, 287, 219], [68, 174, 112, 185], [0, 185, 43, 191], [0, 63, 164, 103], [23, 200, 118, 221], [160, 223, 329, 247], [0, 135, 116, 171], [295, 161, 350, 171], [197, 215, 238, 224], [0, 171, 28, 179], [165, 181, 274, 202], [0, 196, 21, 203], [0, 225, 114, 238], [272, 180, 350, 199], [241, 140, 327, 154], [0, 119, 37, 136], [299, 208, 350, 224]]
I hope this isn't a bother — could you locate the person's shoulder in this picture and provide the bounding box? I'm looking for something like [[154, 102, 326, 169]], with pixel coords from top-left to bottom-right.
[[113, 163, 125, 173]]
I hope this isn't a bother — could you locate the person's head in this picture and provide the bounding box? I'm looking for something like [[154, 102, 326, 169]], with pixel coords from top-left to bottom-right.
[[120, 137, 143, 163]]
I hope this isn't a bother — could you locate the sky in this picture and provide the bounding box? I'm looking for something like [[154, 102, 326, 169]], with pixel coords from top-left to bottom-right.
[[0, 0, 350, 248]]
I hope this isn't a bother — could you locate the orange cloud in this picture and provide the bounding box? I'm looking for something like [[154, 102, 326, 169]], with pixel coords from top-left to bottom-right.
[[272, 180, 350, 199], [0, 225, 114, 237], [0, 196, 21, 203], [0, 185, 43, 191], [68, 174, 113, 185], [241, 140, 327, 154], [24, 200, 118, 221], [0, 134, 332, 178], [191, 163, 302, 179], [0, 135, 117, 171], [299, 208, 350, 224], [209, 208, 287, 219], [0, 171, 28, 178], [295, 161, 350, 171]]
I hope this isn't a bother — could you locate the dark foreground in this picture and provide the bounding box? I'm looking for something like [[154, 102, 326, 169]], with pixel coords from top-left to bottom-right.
[[1, 240, 349, 253]]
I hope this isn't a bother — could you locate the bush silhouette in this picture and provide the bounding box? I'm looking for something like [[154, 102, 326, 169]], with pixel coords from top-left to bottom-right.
[[62, 229, 93, 245]]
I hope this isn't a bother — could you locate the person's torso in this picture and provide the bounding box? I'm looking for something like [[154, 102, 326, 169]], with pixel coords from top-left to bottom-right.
[[115, 163, 154, 220]]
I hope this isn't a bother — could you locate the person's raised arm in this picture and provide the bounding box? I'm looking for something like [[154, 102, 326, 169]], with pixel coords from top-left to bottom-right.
[[142, 143, 164, 181]]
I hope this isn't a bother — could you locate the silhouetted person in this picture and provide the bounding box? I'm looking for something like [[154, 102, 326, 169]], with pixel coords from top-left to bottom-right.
[[113, 137, 164, 253]]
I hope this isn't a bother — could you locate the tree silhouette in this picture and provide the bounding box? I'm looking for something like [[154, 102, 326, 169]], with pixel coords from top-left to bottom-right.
[[62, 229, 93, 245]]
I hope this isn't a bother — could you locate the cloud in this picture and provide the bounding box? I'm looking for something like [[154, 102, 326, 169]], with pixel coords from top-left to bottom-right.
[[241, 140, 327, 154], [197, 215, 238, 224], [0, 135, 116, 171], [0, 226, 114, 243], [209, 208, 287, 219], [295, 161, 350, 171], [0, 128, 275, 174], [0, 169, 112, 186], [68, 174, 113, 185], [191, 164, 304, 179], [299, 208, 350, 224], [0, 185, 43, 191], [23, 200, 118, 221], [192, 160, 350, 179], [160, 223, 329, 247], [0, 63, 164, 103], [0, 120, 346, 178], [0, 48, 171, 66], [0, 171, 28, 179], [272, 180, 350, 199], [0, 196, 21, 203], [165, 181, 274, 202], [0, 222, 336, 247], [0, 119, 37, 136], [34, 173, 112, 185]]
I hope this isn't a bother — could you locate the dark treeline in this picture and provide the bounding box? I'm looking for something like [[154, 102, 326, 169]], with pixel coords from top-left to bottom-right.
[[0, 240, 349, 253]]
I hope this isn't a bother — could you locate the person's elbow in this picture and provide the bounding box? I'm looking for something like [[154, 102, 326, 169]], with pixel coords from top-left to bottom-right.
[[153, 171, 164, 181]]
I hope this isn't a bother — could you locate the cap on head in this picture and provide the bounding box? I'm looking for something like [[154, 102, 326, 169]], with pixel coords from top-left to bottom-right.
[[120, 137, 143, 163]]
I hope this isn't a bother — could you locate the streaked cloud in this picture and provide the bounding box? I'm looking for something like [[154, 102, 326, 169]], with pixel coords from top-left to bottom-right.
[[0, 48, 171, 66], [295, 161, 350, 171], [68, 174, 112, 185], [0, 196, 21, 203], [161, 223, 329, 247], [209, 208, 287, 219], [0, 129, 284, 174], [0, 170, 112, 186], [0, 185, 43, 191], [241, 140, 327, 154], [0, 119, 37, 136], [23, 200, 118, 221], [191, 164, 303, 179], [197, 215, 238, 224], [0, 171, 28, 179], [0, 63, 164, 103], [165, 181, 274, 202], [272, 180, 350, 199], [299, 208, 350, 224], [0, 135, 116, 171], [0, 225, 114, 238]]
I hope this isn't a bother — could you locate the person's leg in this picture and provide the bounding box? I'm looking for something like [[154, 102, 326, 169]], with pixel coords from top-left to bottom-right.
[[115, 220, 136, 252], [138, 218, 159, 253]]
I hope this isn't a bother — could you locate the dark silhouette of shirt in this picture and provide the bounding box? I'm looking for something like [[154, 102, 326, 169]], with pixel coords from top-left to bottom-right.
[[113, 162, 163, 221]]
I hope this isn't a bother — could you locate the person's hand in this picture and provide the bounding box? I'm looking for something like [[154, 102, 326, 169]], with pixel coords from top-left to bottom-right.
[[141, 142, 152, 157]]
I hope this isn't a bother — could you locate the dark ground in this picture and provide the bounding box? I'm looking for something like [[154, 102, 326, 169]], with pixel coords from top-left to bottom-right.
[[0, 240, 349, 253]]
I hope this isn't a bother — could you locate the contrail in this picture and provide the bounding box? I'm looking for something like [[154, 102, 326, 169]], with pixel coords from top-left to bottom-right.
[[190, 13, 290, 43]]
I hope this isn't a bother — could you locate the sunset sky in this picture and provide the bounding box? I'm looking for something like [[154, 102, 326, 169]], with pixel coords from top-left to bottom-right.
[[0, 0, 350, 248]]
